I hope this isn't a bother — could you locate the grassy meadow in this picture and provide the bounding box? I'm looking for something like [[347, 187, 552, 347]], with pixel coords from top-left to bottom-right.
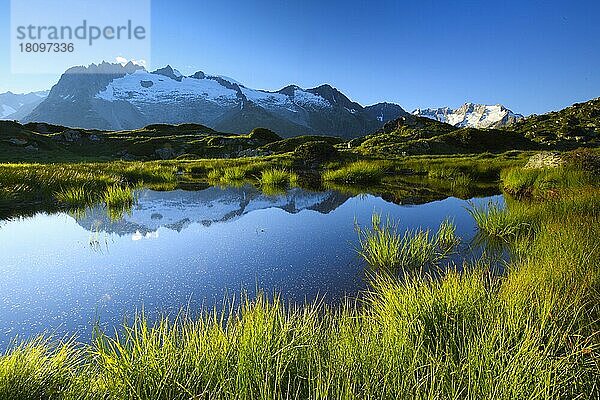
[[0, 149, 529, 218], [0, 148, 598, 399]]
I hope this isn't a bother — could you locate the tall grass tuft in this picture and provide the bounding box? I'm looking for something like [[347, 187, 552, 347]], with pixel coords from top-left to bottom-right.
[[356, 214, 460, 273], [0, 337, 80, 400], [501, 166, 598, 199], [103, 185, 134, 209], [54, 187, 92, 208], [222, 166, 248, 182], [468, 200, 531, 240], [260, 168, 297, 187], [323, 161, 387, 184], [206, 168, 223, 182]]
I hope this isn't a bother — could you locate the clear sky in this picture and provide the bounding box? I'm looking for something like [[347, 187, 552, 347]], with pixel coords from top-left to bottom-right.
[[0, 0, 598, 115]]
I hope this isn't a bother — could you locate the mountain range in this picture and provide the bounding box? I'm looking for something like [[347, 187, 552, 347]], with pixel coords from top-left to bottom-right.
[[0, 91, 48, 120], [1, 96, 597, 164], [4, 62, 522, 138], [412, 104, 523, 129], [19, 62, 408, 138]]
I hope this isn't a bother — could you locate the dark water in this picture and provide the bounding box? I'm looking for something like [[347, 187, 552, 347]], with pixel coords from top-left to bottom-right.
[[0, 185, 501, 348]]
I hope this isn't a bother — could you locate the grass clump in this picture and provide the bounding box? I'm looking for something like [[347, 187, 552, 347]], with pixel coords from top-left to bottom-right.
[[206, 168, 223, 182], [207, 166, 250, 186], [356, 214, 460, 274], [260, 168, 297, 187], [54, 187, 92, 208], [0, 162, 176, 212], [103, 185, 134, 209], [468, 200, 531, 240], [222, 166, 248, 181], [323, 161, 387, 184], [0, 337, 80, 400]]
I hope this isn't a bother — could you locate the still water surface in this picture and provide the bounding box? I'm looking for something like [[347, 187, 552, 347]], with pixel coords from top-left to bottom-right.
[[0, 185, 500, 348]]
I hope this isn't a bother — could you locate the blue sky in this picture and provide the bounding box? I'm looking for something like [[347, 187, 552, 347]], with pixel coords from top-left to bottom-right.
[[1, 0, 598, 115]]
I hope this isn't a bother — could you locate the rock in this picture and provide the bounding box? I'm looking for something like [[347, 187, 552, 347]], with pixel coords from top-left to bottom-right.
[[9, 138, 28, 146], [24, 145, 39, 152], [155, 147, 176, 160], [524, 152, 566, 169], [249, 127, 281, 143], [89, 134, 102, 142], [62, 129, 81, 142], [238, 148, 259, 158]]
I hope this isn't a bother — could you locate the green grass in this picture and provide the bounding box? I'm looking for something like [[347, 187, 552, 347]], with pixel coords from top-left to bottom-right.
[[0, 156, 599, 399], [356, 214, 460, 274], [400, 151, 530, 180], [222, 166, 248, 181], [323, 161, 388, 183], [260, 168, 298, 187], [103, 185, 134, 209], [502, 166, 598, 199], [0, 162, 174, 217], [0, 337, 81, 400], [468, 200, 531, 240], [54, 187, 92, 208], [207, 165, 254, 186]]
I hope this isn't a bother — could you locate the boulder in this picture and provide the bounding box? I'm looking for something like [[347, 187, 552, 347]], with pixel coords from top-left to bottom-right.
[[524, 152, 566, 169], [155, 147, 176, 160]]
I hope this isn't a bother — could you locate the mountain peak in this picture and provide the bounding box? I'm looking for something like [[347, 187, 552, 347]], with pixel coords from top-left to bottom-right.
[[413, 103, 523, 128], [189, 71, 206, 79], [152, 65, 183, 81], [63, 62, 144, 75]]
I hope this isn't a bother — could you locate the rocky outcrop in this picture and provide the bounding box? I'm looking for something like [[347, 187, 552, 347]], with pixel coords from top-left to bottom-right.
[[524, 152, 566, 169]]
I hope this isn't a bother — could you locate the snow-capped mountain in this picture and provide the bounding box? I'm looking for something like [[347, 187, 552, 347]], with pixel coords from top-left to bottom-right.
[[23, 62, 406, 138], [0, 91, 48, 120], [412, 103, 523, 128]]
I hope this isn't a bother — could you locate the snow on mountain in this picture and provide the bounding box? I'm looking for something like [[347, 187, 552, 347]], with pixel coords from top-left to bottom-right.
[[0, 90, 49, 120], [240, 87, 290, 108], [96, 69, 239, 107], [240, 86, 331, 112], [216, 75, 243, 85], [1, 105, 17, 118], [24, 63, 398, 138], [292, 89, 331, 108], [412, 103, 523, 128]]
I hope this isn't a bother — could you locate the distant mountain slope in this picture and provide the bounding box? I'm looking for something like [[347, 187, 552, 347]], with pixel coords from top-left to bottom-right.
[[364, 102, 409, 123], [0, 120, 285, 162], [22, 63, 401, 138], [353, 114, 538, 156], [413, 103, 523, 128], [510, 97, 600, 146], [0, 91, 48, 120], [356, 98, 600, 156]]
